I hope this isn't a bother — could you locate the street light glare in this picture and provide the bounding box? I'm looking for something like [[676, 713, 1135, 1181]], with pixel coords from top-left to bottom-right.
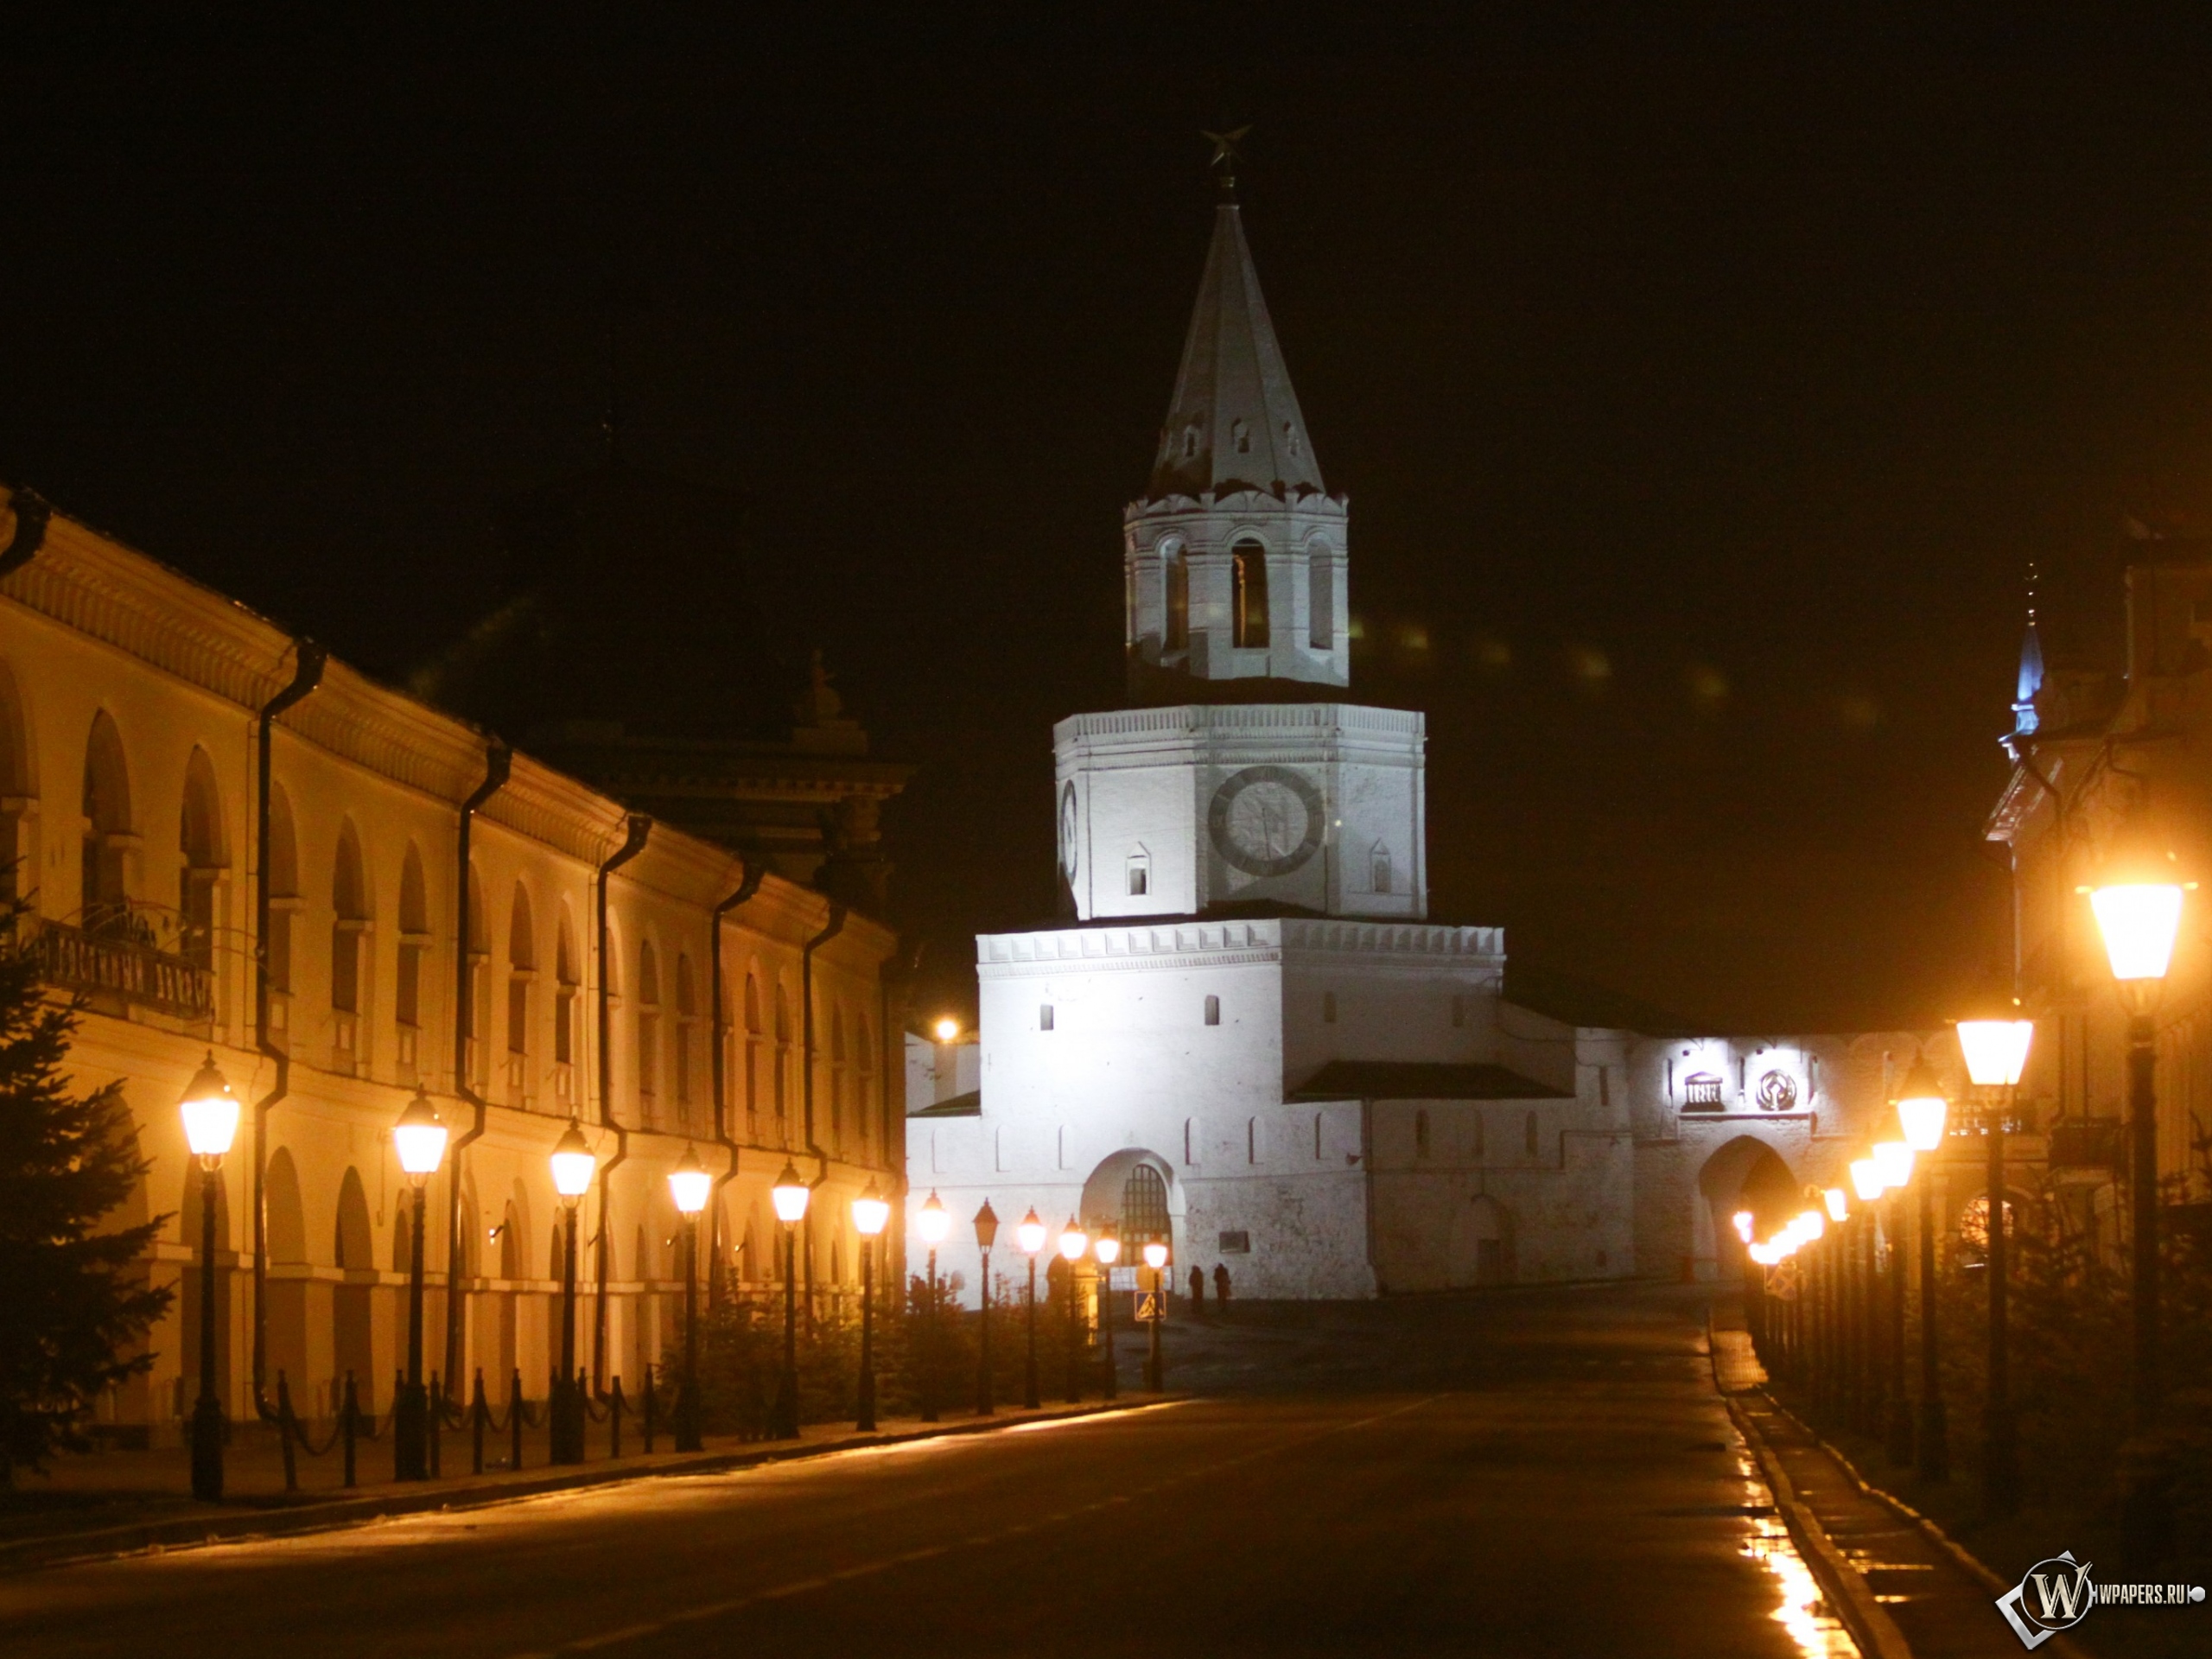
[[1016, 1207, 1047, 1255], [1892, 1054, 1950, 1153], [1732, 1210, 1754, 1243], [1142, 1240, 1169, 1271], [933, 1016, 960, 1042], [1058, 1217, 1087, 1262], [771, 1160, 811, 1224], [1850, 1158, 1884, 1201], [1094, 1231, 1122, 1266], [177, 1052, 240, 1163], [1823, 1187, 1848, 1222], [1956, 1017, 2034, 1089], [1873, 1140, 1915, 1189], [668, 1144, 711, 1216], [550, 1122, 596, 1199], [917, 1189, 951, 1246], [391, 1090, 448, 1180], [853, 1180, 892, 1238], [2088, 881, 2186, 983]]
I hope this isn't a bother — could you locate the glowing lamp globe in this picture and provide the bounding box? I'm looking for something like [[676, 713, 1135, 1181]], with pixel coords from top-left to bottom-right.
[[177, 1052, 240, 1166], [973, 1199, 999, 1252], [1956, 1018, 2034, 1090], [917, 1190, 951, 1248], [1796, 1209, 1826, 1242], [1873, 1140, 1915, 1189], [1058, 1217, 1088, 1262], [771, 1160, 811, 1225], [1893, 1056, 1949, 1153], [1824, 1188, 1849, 1223], [1142, 1240, 1169, 1271], [1747, 1241, 1777, 1268], [1094, 1230, 1122, 1267], [1850, 1158, 1884, 1202], [391, 1090, 448, 1183], [1016, 1208, 1047, 1255], [550, 1122, 595, 1201], [853, 1180, 892, 1239], [2089, 882, 2186, 984], [668, 1144, 711, 1217]]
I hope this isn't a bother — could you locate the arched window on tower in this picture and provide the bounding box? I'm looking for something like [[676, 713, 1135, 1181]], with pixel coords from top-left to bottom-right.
[[266, 785, 299, 1047], [772, 982, 792, 1138], [744, 972, 764, 1133], [675, 953, 698, 1134], [1122, 1164, 1169, 1245], [1163, 543, 1189, 652], [1307, 546, 1334, 649], [855, 1015, 874, 1160], [1232, 540, 1269, 649], [331, 822, 370, 1072], [464, 866, 488, 1089], [80, 711, 133, 935], [395, 844, 426, 1080], [829, 1005, 847, 1153], [637, 940, 660, 1127], [553, 912, 579, 1108]]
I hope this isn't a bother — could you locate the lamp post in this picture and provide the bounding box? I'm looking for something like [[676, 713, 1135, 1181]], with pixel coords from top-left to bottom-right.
[[917, 1191, 950, 1422], [668, 1146, 712, 1452], [1957, 1014, 2033, 1516], [1017, 1208, 1046, 1409], [973, 1199, 998, 1416], [549, 1122, 595, 1464], [179, 1056, 240, 1502], [1850, 1156, 1884, 1435], [1058, 1217, 1088, 1404], [1895, 1055, 1951, 1483], [1874, 1139, 1916, 1465], [391, 1090, 448, 1480], [1822, 1186, 1850, 1425], [2088, 876, 2186, 1567], [1142, 1239, 1169, 1391], [1094, 1228, 1121, 1401], [769, 1161, 810, 1439], [853, 1181, 890, 1431]]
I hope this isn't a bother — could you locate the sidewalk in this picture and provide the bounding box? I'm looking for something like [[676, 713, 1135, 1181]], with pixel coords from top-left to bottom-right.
[[0, 1397, 1163, 1576], [1711, 1304, 2085, 1659]]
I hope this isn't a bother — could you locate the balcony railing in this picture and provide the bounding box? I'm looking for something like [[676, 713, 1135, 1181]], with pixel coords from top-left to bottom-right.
[[26, 915, 214, 1021]]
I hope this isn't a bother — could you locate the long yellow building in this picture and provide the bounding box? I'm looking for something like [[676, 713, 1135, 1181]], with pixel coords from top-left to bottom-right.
[[0, 485, 904, 1436]]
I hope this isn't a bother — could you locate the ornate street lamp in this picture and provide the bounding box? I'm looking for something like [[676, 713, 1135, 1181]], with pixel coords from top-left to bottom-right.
[[1017, 1208, 1046, 1409], [973, 1199, 999, 1416], [852, 1180, 891, 1432], [179, 1055, 239, 1502], [1058, 1217, 1088, 1404], [1093, 1227, 1122, 1402], [1894, 1055, 1951, 1483], [1851, 1156, 1885, 1434], [548, 1121, 595, 1463], [916, 1191, 950, 1422], [1142, 1239, 1169, 1392], [2089, 873, 2186, 1567], [769, 1160, 810, 1439], [1872, 1139, 1914, 1465], [1957, 1012, 2033, 1516], [669, 1146, 712, 1452], [391, 1090, 448, 1480]]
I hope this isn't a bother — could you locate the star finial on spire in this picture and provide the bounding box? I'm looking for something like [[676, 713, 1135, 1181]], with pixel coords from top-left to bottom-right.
[[1202, 124, 1250, 198]]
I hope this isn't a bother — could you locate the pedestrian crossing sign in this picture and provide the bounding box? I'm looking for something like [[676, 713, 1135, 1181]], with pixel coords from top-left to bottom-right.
[[1135, 1291, 1160, 1321]]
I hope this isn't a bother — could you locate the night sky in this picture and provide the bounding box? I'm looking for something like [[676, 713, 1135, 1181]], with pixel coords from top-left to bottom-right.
[[10, 10, 2212, 1032]]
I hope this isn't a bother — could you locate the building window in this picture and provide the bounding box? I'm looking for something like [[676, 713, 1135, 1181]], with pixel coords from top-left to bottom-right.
[[330, 823, 371, 1071], [178, 747, 226, 974], [1414, 1109, 1431, 1160], [1183, 1116, 1198, 1165], [553, 917, 577, 1105], [1039, 1003, 1055, 1032], [1313, 1114, 1324, 1159], [830, 1004, 847, 1151], [1247, 1116, 1259, 1163], [1204, 994, 1220, 1027], [1370, 842, 1392, 895], [395, 843, 426, 1077], [265, 786, 299, 1039], [855, 1015, 874, 1160], [772, 983, 791, 1130], [675, 953, 698, 1132], [505, 881, 535, 1104], [1163, 543, 1188, 652], [464, 866, 488, 1089], [1307, 550, 1333, 649], [637, 940, 660, 1123], [1122, 1164, 1169, 1243], [745, 973, 764, 1128], [1127, 848, 1150, 896], [1232, 540, 1269, 649], [1599, 1065, 1610, 1109], [1323, 990, 1337, 1024], [79, 710, 132, 935]]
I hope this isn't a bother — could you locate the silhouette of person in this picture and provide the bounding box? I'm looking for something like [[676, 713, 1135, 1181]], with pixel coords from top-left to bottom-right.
[[1213, 1262, 1232, 1307], [1188, 1264, 1205, 1313]]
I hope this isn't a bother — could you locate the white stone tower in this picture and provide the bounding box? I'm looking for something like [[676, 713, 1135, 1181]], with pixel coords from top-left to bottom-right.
[[1056, 173, 1427, 922]]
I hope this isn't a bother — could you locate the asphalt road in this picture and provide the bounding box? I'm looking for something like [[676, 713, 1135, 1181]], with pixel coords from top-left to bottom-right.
[[0, 1285, 1853, 1658]]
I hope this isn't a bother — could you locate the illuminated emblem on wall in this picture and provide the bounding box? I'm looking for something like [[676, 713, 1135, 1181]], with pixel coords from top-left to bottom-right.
[[1755, 1070, 1799, 1113], [1058, 781, 1079, 882], [1207, 766, 1325, 878]]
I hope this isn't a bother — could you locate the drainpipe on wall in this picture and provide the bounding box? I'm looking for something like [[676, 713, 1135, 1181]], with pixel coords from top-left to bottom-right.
[[878, 938, 918, 1292], [707, 857, 766, 1304], [0, 488, 51, 580], [800, 903, 847, 1317], [591, 814, 651, 1391], [441, 742, 512, 1395], [248, 639, 325, 1418]]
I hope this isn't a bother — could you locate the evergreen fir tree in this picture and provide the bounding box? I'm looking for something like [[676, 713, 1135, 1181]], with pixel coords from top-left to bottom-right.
[[0, 914, 172, 1483]]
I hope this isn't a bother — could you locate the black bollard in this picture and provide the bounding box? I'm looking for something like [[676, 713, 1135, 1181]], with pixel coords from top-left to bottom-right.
[[610, 1376, 625, 1459], [643, 1363, 658, 1454], [510, 1368, 524, 1471], [276, 1371, 300, 1495], [429, 1372, 442, 1478], [341, 1371, 359, 1489], [471, 1369, 486, 1475]]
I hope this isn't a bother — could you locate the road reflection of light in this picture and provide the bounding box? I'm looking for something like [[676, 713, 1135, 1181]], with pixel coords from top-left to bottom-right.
[[1732, 1456, 1856, 1659]]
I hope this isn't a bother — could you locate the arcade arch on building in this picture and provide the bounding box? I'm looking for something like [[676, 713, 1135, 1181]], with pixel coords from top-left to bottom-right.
[[1692, 1134, 1802, 1283]]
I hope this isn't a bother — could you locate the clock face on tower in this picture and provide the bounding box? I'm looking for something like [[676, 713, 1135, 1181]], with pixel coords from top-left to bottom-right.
[[1058, 781, 1079, 883], [1208, 766, 1325, 878]]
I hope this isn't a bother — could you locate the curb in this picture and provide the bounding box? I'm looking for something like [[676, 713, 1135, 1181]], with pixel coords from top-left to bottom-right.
[[1755, 1394, 2096, 1659], [1705, 1311, 1913, 1659], [0, 1397, 1182, 1577]]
